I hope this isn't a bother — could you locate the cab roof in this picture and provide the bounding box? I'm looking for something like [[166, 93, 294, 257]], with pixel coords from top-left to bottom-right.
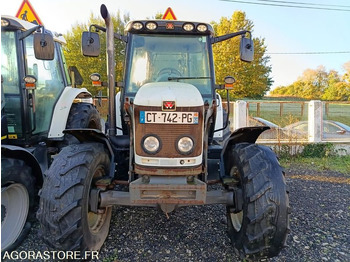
[[1, 15, 66, 44]]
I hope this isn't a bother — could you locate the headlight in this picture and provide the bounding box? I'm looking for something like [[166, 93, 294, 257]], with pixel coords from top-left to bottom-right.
[[146, 22, 157, 30], [177, 136, 194, 155], [132, 22, 143, 30], [1, 19, 10, 27], [183, 23, 194, 31], [142, 135, 161, 154], [90, 73, 101, 81], [23, 75, 37, 84], [197, 24, 208, 32]]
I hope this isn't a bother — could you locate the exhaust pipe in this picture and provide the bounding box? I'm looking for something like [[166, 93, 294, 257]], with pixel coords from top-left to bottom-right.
[[100, 4, 116, 136]]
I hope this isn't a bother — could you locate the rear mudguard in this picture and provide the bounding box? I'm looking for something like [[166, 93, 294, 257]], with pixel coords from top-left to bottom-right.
[[1, 145, 44, 186], [220, 126, 269, 179]]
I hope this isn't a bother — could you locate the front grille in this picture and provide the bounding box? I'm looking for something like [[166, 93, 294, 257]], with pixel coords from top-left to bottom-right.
[[134, 105, 203, 158]]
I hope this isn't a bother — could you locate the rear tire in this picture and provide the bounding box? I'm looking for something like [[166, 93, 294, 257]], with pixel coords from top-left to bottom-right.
[[226, 143, 290, 260], [37, 143, 112, 251], [1, 158, 35, 252]]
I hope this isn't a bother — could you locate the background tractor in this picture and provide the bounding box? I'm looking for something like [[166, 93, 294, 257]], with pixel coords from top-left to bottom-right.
[[1, 15, 101, 252], [38, 5, 290, 260]]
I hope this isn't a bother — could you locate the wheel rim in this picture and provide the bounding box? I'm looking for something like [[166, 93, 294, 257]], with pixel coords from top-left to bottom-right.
[[1, 183, 29, 250], [229, 211, 243, 231], [88, 166, 108, 234], [228, 165, 243, 232]]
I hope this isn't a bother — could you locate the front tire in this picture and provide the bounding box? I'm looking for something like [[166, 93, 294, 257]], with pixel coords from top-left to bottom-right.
[[1, 158, 35, 252], [226, 143, 290, 260], [37, 143, 112, 251]]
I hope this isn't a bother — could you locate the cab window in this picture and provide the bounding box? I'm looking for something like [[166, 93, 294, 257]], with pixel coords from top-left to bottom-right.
[[1, 31, 19, 94]]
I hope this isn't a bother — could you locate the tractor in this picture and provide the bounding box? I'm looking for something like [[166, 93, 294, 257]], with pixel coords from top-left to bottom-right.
[[37, 5, 290, 260], [1, 15, 101, 252]]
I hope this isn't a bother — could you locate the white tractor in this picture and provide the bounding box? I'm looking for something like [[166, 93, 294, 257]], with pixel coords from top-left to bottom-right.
[[37, 5, 290, 260], [1, 15, 101, 251]]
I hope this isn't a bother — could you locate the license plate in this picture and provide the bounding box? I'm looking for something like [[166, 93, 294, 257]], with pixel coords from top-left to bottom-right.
[[140, 111, 199, 124]]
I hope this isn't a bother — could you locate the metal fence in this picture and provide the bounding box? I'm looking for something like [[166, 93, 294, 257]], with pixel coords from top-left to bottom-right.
[[224, 100, 350, 144]]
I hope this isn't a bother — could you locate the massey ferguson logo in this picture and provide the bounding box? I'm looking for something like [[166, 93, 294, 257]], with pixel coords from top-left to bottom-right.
[[162, 101, 176, 111]]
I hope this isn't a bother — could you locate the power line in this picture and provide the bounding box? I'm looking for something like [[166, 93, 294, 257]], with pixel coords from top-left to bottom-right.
[[266, 51, 350, 55], [220, 0, 350, 11], [256, 0, 350, 9], [214, 51, 350, 55]]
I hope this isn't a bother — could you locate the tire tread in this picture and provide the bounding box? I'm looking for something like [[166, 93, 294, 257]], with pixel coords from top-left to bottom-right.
[[37, 143, 111, 251], [227, 143, 290, 260]]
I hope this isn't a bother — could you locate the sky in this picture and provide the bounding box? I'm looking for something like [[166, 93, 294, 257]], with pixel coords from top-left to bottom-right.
[[2, 0, 350, 90]]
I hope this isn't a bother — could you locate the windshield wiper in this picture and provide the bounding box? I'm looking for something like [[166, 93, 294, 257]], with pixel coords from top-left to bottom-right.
[[168, 76, 211, 81]]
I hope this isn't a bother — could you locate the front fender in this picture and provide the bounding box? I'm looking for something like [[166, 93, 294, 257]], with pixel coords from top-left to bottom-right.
[[63, 129, 115, 178], [48, 87, 92, 139], [223, 126, 269, 150], [219, 126, 269, 179]]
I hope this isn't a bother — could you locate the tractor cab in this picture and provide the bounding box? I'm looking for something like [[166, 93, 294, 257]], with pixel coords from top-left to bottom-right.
[[1, 15, 67, 145], [123, 20, 216, 102]]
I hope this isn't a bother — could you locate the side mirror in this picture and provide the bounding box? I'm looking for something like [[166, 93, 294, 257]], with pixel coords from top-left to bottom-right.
[[240, 37, 254, 62], [81, 31, 100, 57], [68, 66, 83, 87], [34, 31, 55, 60]]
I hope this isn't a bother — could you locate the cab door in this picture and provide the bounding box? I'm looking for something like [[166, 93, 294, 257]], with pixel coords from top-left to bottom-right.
[[23, 35, 65, 137], [1, 30, 25, 141]]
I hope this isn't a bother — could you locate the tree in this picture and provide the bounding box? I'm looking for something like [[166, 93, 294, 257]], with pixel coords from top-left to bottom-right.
[[343, 61, 350, 83], [212, 11, 272, 99], [322, 82, 350, 101], [63, 12, 129, 96], [270, 62, 350, 101]]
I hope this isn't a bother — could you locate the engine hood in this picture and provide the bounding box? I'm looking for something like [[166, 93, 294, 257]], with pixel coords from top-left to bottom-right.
[[134, 82, 204, 107]]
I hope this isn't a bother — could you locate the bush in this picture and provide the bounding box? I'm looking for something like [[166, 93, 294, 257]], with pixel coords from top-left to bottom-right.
[[300, 143, 335, 158]]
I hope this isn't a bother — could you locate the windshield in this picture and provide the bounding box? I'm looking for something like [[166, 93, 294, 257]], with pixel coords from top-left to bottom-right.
[[125, 34, 213, 97]]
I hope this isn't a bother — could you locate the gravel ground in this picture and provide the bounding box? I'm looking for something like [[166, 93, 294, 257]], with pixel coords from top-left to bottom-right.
[[4, 166, 349, 262]]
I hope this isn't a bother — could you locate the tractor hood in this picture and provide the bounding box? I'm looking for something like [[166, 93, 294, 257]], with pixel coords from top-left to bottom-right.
[[133, 82, 204, 107]]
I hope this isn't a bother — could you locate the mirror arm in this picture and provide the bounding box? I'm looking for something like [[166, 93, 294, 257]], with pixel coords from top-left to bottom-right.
[[19, 25, 42, 40], [86, 24, 105, 45], [215, 84, 225, 90], [114, 33, 128, 43], [90, 24, 106, 33], [89, 24, 127, 42], [211, 30, 250, 44]]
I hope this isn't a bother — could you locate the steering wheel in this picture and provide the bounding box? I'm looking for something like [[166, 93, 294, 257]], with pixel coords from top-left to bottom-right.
[[156, 67, 181, 82]]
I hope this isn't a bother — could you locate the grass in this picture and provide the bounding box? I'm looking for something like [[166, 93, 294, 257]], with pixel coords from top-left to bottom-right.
[[280, 155, 350, 175]]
